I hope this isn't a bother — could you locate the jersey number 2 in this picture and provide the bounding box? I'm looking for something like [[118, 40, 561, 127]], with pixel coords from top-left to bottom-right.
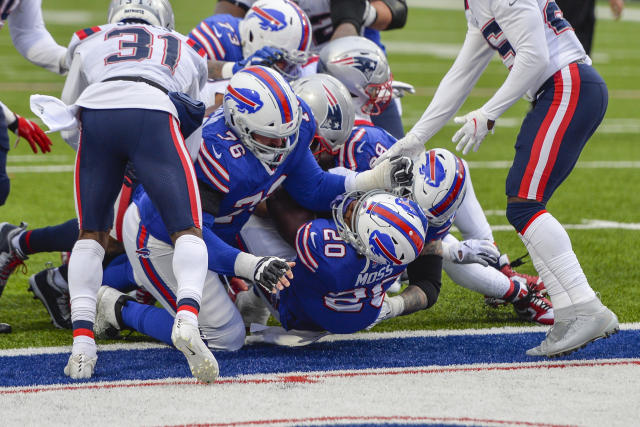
[[104, 27, 181, 73]]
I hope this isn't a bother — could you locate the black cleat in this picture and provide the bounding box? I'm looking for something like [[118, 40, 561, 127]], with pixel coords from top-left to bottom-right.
[[28, 267, 71, 329]]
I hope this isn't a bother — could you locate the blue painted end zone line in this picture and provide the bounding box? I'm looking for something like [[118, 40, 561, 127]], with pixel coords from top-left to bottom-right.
[[1, 329, 638, 387]]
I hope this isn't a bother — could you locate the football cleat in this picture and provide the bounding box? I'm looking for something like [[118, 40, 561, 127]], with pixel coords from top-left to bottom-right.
[[526, 298, 619, 357], [235, 285, 271, 327], [171, 317, 219, 383], [95, 286, 133, 339], [0, 322, 11, 333], [512, 283, 554, 325], [0, 222, 28, 293], [28, 267, 71, 329], [64, 353, 98, 379]]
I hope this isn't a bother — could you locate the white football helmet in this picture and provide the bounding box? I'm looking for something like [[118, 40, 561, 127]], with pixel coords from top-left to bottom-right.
[[290, 74, 355, 156], [107, 0, 175, 30], [317, 36, 393, 116], [332, 190, 428, 266], [238, 0, 312, 80], [223, 66, 302, 167], [412, 148, 468, 226]]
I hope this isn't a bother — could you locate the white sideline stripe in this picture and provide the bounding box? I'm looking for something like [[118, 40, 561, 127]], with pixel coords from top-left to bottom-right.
[[2, 323, 639, 357], [8, 160, 640, 174], [42, 10, 101, 24], [406, 0, 640, 22], [7, 155, 71, 163], [491, 220, 640, 232]]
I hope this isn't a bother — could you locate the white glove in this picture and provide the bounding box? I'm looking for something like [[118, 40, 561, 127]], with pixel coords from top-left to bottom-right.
[[391, 80, 415, 99], [366, 295, 405, 330], [446, 239, 500, 267], [372, 133, 424, 167], [452, 109, 494, 155], [350, 156, 413, 191]]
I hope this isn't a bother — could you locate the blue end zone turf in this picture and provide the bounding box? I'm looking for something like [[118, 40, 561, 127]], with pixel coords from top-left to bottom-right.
[[1, 330, 637, 387]]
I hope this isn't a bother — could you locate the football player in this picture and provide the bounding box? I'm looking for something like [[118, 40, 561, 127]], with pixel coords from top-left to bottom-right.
[[303, 38, 554, 325], [58, 0, 217, 381], [94, 66, 412, 358], [375, 0, 618, 357]]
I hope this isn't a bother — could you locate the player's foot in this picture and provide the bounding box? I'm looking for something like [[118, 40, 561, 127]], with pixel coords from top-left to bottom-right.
[[0, 222, 28, 292], [135, 287, 156, 305], [526, 298, 619, 357], [28, 267, 71, 329], [95, 286, 133, 339], [499, 254, 546, 295], [171, 317, 219, 383], [64, 353, 97, 379], [0, 322, 11, 333], [512, 281, 554, 325]]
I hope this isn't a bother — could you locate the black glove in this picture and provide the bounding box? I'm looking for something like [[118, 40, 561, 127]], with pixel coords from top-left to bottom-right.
[[253, 256, 291, 293], [389, 156, 413, 188]]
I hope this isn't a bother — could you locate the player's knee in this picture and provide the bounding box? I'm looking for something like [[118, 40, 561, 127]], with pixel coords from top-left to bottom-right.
[[505, 201, 546, 233], [201, 314, 246, 352]]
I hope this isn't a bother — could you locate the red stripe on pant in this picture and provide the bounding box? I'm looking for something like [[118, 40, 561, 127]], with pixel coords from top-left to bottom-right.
[[535, 63, 581, 200], [74, 128, 84, 229], [518, 71, 565, 200], [114, 183, 133, 242], [168, 117, 201, 229]]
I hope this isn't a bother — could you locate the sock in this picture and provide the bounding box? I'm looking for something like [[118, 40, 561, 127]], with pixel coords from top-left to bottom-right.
[[68, 239, 105, 349], [102, 253, 137, 293], [172, 234, 207, 324], [18, 218, 79, 255], [452, 165, 494, 242], [520, 212, 595, 309], [121, 300, 173, 346]]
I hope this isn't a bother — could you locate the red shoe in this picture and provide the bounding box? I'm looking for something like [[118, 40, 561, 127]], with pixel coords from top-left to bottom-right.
[[499, 255, 546, 296], [511, 279, 554, 325]]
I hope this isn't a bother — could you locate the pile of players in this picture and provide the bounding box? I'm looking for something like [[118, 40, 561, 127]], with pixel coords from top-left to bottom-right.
[[0, 0, 618, 383]]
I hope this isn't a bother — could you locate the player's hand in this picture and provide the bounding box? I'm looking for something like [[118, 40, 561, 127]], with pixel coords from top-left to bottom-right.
[[253, 257, 295, 294], [452, 109, 494, 155], [372, 133, 424, 167], [391, 80, 416, 99], [448, 239, 499, 267], [11, 115, 52, 154], [233, 46, 284, 73], [388, 156, 413, 188], [610, 0, 624, 20]]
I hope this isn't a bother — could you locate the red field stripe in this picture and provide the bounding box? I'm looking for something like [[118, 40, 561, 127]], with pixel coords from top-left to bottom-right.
[[2, 360, 638, 395]]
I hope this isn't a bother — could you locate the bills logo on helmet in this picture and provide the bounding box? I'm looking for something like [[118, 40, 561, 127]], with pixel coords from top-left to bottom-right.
[[249, 7, 287, 32], [419, 150, 446, 187], [331, 56, 377, 80], [369, 230, 401, 265], [320, 84, 342, 131], [225, 86, 264, 114]]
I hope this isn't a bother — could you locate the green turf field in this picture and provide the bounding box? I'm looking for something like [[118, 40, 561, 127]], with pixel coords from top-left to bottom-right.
[[0, 1, 638, 348]]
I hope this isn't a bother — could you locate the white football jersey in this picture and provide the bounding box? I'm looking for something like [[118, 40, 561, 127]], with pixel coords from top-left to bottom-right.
[[62, 23, 208, 118], [407, 0, 589, 143]]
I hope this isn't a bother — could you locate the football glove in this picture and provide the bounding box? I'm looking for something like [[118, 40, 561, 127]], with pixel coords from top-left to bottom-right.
[[371, 133, 424, 167], [391, 80, 415, 99], [452, 109, 494, 155], [351, 155, 413, 191], [446, 239, 500, 267], [253, 256, 294, 293], [9, 115, 52, 154], [232, 46, 284, 73]]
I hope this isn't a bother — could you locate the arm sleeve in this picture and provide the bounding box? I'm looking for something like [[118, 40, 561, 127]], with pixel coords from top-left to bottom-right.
[[61, 50, 87, 105], [202, 223, 242, 276], [8, 0, 67, 74], [408, 23, 494, 143], [480, 0, 550, 120], [284, 148, 346, 212]]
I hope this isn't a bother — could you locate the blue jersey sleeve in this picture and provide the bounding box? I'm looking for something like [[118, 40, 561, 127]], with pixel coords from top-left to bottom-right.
[[188, 15, 243, 61], [202, 213, 241, 276], [336, 124, 397, 172]]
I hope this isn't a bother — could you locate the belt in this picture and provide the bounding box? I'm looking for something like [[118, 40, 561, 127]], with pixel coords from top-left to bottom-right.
[[102, 76, 169, 94], [534, 58, 588, 99]]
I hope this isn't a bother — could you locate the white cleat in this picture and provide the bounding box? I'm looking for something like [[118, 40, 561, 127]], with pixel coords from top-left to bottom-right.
[[64, 353, 98, 379], [171, 318, 219, 383], [526, 298, 619, 357]]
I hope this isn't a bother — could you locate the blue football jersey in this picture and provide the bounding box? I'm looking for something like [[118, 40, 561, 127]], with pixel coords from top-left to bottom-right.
[[278, 218, 407, 334], [335, 120, 397, 172], [188, 14, 244, 61]]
